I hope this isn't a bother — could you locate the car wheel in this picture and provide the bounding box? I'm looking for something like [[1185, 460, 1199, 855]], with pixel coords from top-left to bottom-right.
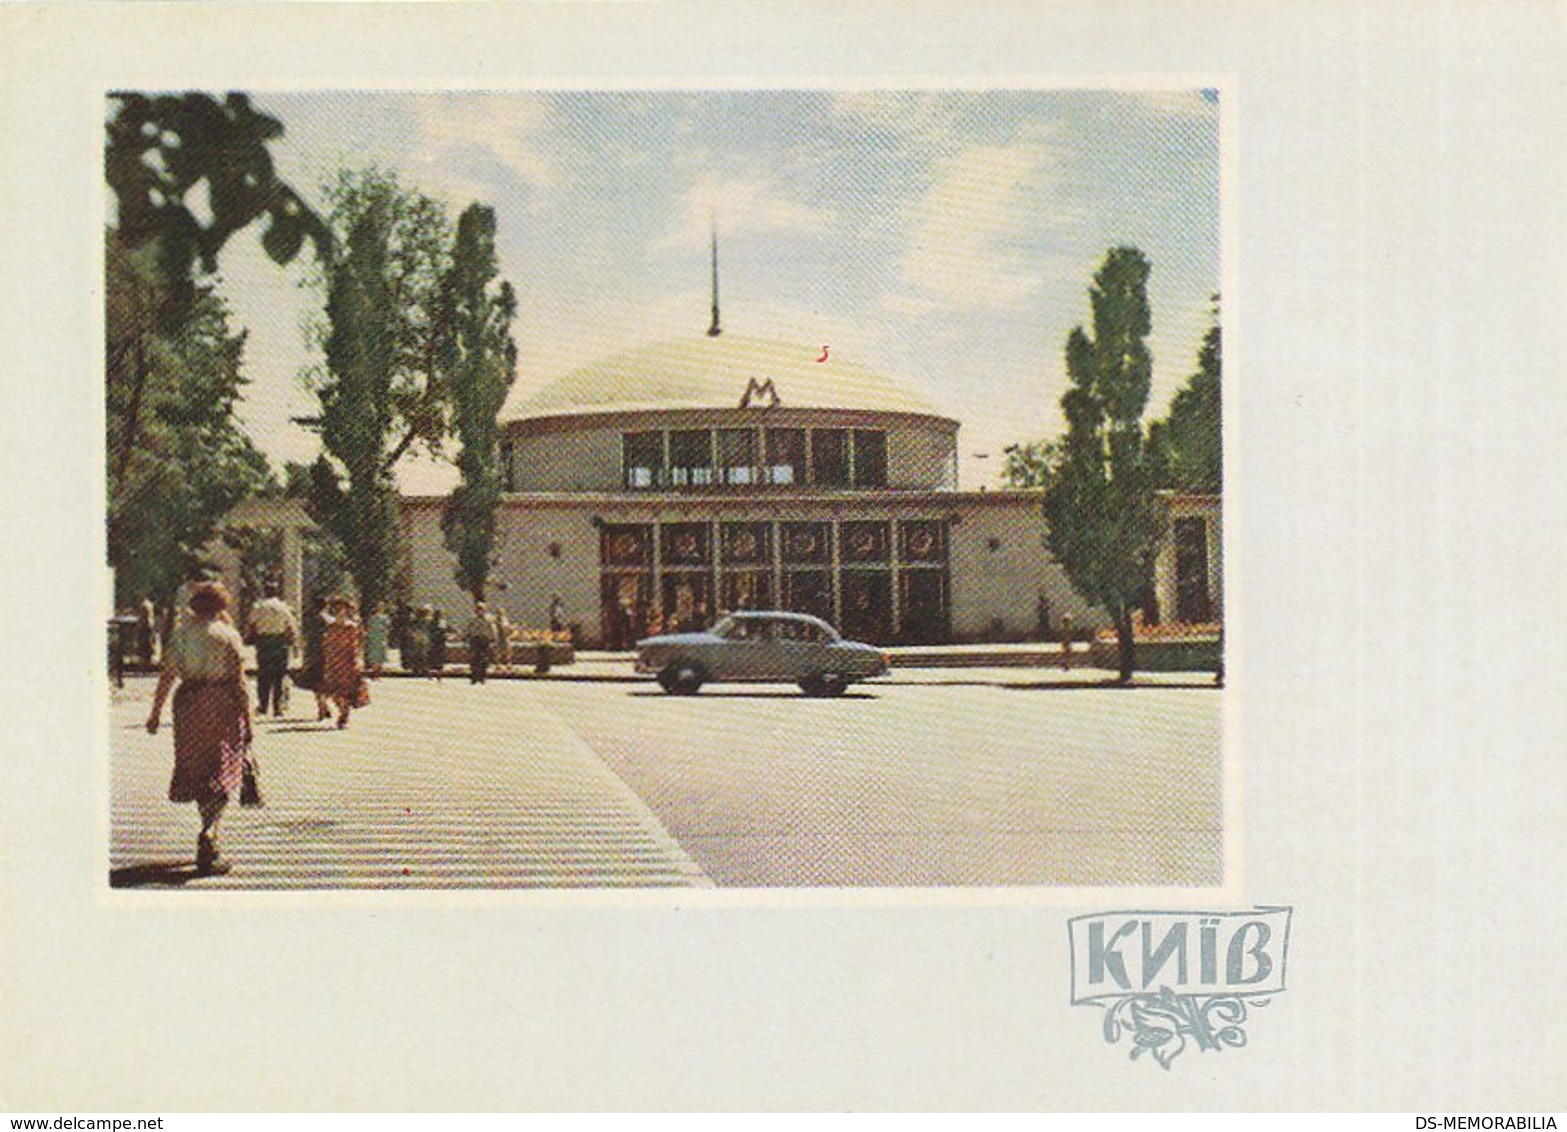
[[801, 672, 847, 697], [660, 662, 705, 695]]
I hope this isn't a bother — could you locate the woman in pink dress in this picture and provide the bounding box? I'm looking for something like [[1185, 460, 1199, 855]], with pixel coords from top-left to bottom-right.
[[145, 581, 250, 875], [321, 597, 367, 728]]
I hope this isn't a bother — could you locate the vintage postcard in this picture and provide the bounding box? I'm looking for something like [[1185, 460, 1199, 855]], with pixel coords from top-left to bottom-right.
[[2, 0, 1563, 1114], [102, 85, 1227, 895]]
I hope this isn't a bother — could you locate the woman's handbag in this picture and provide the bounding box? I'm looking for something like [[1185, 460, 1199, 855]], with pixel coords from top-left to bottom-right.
[[240, 754, 264, 807]]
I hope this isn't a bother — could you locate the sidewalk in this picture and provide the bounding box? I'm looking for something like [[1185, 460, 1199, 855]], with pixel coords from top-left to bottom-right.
[[109, 677, 712, 889]]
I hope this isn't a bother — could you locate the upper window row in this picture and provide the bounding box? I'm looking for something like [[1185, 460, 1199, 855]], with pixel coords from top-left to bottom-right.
[[623, 428, 888, 491]]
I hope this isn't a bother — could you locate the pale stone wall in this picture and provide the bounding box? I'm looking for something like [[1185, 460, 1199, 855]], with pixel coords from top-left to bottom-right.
[[946, 499, 1102, 641], [403, 504, 603, 637], [510, 430, 622, 493]]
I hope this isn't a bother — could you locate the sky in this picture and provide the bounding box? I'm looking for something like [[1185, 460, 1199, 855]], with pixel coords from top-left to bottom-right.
[[209, 88, 1220, 493]]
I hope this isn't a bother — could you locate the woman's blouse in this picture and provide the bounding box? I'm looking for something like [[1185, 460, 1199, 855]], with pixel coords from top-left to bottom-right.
[[166, 619, 245, 681]]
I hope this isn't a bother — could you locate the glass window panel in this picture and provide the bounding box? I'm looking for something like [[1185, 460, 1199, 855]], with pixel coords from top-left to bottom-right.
[[668, 429, 713, 487], [841, 520, 891, 563], [781, 521, 831, 564], [781, 570, 833, 622], [622, 431, 663, 489], [852, 429, 888, 487], [765, 428, 806, 485], [600, 524, 652, 567], [812, 428, 849, 487], [899, 519, 948, 562], [721, 521, 771, 565], [660, 522, 710, 565], [717, 428, 758, 485]]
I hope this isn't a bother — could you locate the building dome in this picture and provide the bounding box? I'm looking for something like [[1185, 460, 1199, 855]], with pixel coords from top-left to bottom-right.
[[506, 335, 949, 423]]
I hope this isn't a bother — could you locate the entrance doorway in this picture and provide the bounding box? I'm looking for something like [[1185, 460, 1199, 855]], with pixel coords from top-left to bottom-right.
[[840, 570, 892, 644], [1174, 517, 1212, 623]]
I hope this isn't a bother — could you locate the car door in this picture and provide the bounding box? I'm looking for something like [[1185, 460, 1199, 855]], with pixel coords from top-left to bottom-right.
[[774, 617, 829, 679], [721, 617, 773, 681]]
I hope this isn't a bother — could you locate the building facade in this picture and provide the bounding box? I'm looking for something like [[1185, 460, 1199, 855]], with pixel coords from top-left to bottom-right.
[[401, 334, 1216, 647]]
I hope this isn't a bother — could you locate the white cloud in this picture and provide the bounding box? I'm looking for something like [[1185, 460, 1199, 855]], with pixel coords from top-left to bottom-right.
[[893, 137, 1070, 311], [409, 95, 556, 201], [654, 174, 834, 252], [827, 91, 961, 152]]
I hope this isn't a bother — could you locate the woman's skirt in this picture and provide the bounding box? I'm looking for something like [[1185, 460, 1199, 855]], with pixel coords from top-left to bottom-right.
[[323, 638, 369, 706], [169, 679, 249, 803]]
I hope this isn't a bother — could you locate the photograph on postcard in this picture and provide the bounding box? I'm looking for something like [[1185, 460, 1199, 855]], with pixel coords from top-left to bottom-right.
[[106, 88, 1224, 890]]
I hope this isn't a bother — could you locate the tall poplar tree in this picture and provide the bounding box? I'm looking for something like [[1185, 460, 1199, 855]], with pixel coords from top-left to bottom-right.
[[1039, 246, 1166, 683], [318, 203, 402, 614], [438, 205, 518, 601], [308, 169, 453, 613]]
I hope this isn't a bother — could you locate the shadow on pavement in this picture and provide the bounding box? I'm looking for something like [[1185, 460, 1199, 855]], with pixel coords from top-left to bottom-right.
[[263, 722, 340, 734], [627, 689, 877, 700], [109, 860, 205, 888], [1000, 679, 1220, 691]]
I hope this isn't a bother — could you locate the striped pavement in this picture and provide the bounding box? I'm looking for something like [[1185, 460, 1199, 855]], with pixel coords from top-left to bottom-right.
[[109, 676, 711, 890]]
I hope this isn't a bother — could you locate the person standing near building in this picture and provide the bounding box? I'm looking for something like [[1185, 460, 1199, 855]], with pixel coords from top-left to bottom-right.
[[144, 581, 250, 876], [548, 594, 566, 636], [246, 581, 298, 718], [428, 610, 448, 680], [1059, 613, 1074, 671], [364, 601, 391, 679], [465, 601, 497, 684], [321, 597, 367, 728], [402, 605, 431, 676], [493, 607, 513, 675]]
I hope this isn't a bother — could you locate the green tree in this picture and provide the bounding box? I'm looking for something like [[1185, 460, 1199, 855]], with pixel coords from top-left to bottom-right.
[[307, 169, 454, 614], [316, 203, 402, 615], [1150, 303, 1222, 493], [1037, 247, 1167, 683], [1000, 439, 1055, 489], [105, 231, 275, 605], [438, 205, 519, 601], [105, 92, 330, 329]]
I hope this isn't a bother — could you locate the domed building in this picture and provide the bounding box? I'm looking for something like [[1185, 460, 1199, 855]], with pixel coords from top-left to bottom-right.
[[402, 332, 1106, 648]]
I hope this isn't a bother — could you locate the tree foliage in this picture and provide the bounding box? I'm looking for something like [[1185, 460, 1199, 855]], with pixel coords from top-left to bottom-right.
[[307, 168, 455, 470], [105, 231, 275, 606], [438, 205, 519, 601], [313, 194, 405, 614], [105, 92, 331, 329], [1035, 247, 1167, 682], [307, 169, 482, 615], [1149, 303, 1222, 493]]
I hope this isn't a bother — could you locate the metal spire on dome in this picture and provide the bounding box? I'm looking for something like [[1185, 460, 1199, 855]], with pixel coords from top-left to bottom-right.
[[706, 217, 722, 338]]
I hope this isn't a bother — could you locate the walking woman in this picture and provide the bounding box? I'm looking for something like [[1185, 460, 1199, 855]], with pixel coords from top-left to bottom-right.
[[297, 595, 332, 721], [321, 597, 367, 728], [144, 581, 249, 875]]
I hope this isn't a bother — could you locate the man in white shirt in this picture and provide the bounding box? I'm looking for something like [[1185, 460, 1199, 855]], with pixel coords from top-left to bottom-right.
[[247, 581, 299, 717]]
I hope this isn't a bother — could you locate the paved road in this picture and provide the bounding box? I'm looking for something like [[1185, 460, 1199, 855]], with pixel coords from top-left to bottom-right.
[[532, 677, 1222, 886], [109, 671, 1221, 889], [109, 676, 709, 889]]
